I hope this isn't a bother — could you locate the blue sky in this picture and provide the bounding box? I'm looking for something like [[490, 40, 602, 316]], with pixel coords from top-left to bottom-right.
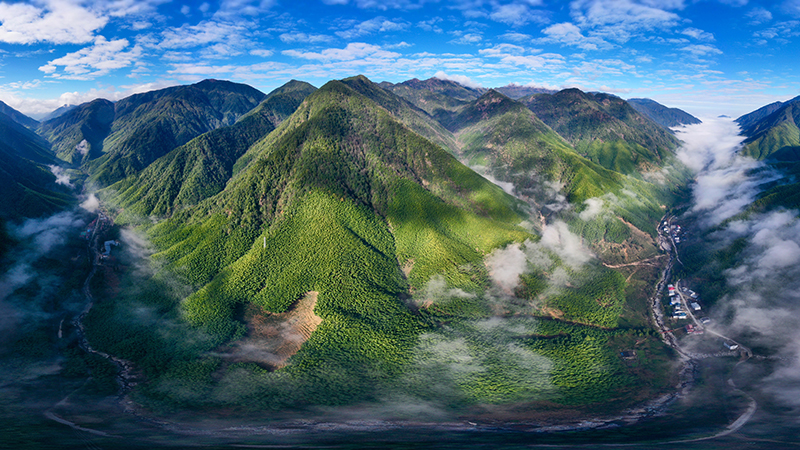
[[0, 0, 798, 118]]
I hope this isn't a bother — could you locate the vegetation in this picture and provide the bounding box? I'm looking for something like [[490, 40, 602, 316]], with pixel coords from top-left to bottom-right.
[[627, 98, 701, 129]]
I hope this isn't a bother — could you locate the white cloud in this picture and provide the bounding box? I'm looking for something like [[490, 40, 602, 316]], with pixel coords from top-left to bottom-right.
[[538, 22, 612, 50], [681, 27, 714, 41], [499, 31, 533, 42], [433, 71, 482, 88], [158, 21, 249, 49], [680, 44, 723, 56], [213, 0, 276, 18], [322, 0, 428, 9], [38, 36, 143, 80], [282, 42, 400, 61], [489, 3, 548, 27], [0, 0, 107, 44], [250, 49, 274, 57], [783, 0, 800, 17], [448, 33, 483, 45], [335, 17, 408, 39], [279, 32, 334, 44], [746, 7, 772, 24], [570, 0, 683, 43]]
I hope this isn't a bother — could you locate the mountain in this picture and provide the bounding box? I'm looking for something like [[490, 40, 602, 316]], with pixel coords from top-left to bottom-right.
[[37, 98, 115, 164], [735, 97, 799, 131], [39, 79, 266, 185], [443, 89, 623, 203], [0, 111, 72, 220], [519, 89, 680, 175], [0, 100, 38, 128], [627, 98, 701, 128], [380, 77, 485, 124], [90, 77, 531, 408], [40, 104, 78, 121], [107, 80, 317, 218], [737, 97, 800, 161], [493, 84, 556, 99]]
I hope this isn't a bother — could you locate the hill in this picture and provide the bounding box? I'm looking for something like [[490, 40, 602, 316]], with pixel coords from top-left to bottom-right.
[[519, 89, 680, 175], [0, 111, 72, 220], [37, 99, 115, 164], [106, 80, 317, 218], [39, 80, 266, 185], [627, 98, 701, 128], [0, 100, 38, 128], [737, 97, 800, 161]]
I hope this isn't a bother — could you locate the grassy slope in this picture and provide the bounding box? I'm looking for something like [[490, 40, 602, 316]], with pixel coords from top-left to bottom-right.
[[105, 81, 317, 219]]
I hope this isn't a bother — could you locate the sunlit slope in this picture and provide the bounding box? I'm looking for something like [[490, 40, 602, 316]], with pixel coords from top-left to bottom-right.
[[147, 79, 530, 344], [627, 98, 701, 129], [738, 99, 800, 161], [520, 89, 679, 175], [105, 80, 317, 218]]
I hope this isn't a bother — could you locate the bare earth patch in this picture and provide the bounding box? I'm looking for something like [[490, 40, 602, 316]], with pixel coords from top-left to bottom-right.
[[217, 291, 322, 370]]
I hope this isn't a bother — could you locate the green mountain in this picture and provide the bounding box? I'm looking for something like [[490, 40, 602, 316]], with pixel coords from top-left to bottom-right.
[[0, 100, 38, 128], [737, 98, 800, 161], [0, 111, 72, 220], [520, 89, 680, 175], [627, 98, 701, 128], [380, 77, 484, 124], [39, 80, 266, 185], [37, 98, 115, 164], [444, 89, 623, 203], [107, 80, 317, 218], [90, 77, 533, 408], [735, 98, 796, 130]]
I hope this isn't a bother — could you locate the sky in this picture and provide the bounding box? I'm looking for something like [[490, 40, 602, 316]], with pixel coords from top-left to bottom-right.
[[0, 0, 798, 118]]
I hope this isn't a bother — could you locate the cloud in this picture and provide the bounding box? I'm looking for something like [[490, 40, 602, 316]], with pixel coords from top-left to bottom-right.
[[681, 27, 714, 41], [334, 17, 408, 39], [213, 0, 276, 18], [279, 32, 334, 44], [539, 221, 594, 268], [282, 42, 400, 61], [679, 44, 723, 57], [38, 36, 143, 80], [0, 0, 107, 44], [249, 49, 274, 57], [746, 6, 773, 24], [486, 243, 528, 291], [674, 117, 780, 227], [325, 0, 429, 9], [579, 197, 605, 220], [538, 22, 612, 50], [448, 32, 482, 45], [158, 20, 249, 49], [499, 31, 533, 42], [488, 3, 548, 27], [783, 0, 800, 17], [48, 165, 73, 187], [570, 0, 684, 43], [433, 71, 482, 88]]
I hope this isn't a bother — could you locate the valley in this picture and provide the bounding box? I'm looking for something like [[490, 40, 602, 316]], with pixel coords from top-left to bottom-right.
[[1, 76, 799, 449]]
